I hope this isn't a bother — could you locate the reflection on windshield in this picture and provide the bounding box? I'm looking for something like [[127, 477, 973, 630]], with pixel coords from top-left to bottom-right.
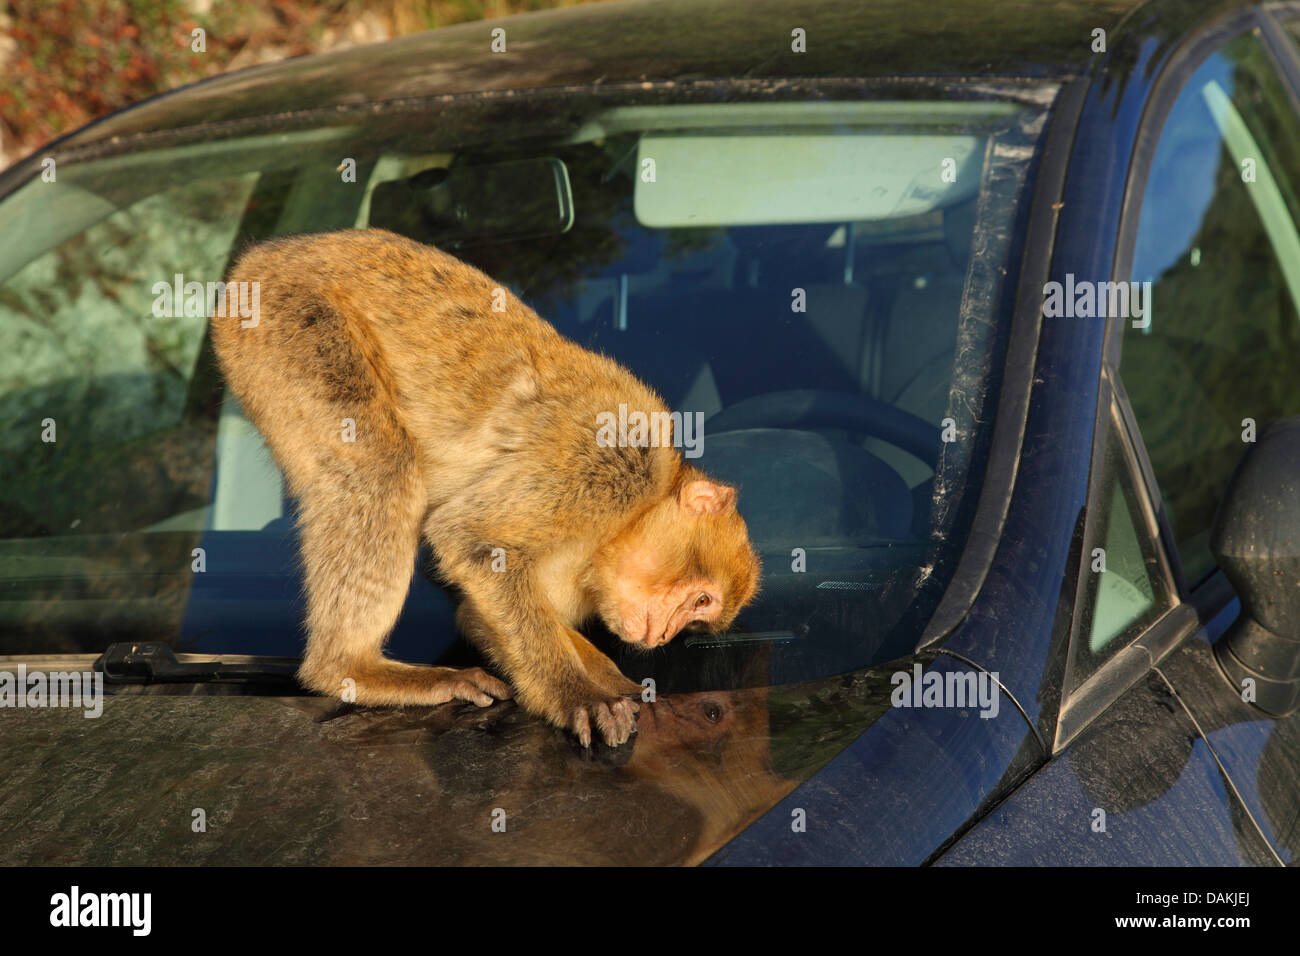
[[0, 89, 1052, 700]]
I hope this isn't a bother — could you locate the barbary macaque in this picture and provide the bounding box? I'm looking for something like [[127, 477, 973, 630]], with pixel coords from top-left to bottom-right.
[[211, 229, 760, 747]]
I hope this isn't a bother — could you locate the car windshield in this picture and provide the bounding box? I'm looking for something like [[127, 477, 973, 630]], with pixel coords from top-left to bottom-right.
[[0, 81, 1053, 698]]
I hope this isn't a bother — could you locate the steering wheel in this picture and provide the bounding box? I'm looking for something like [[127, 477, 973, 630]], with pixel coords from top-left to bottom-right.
[[703, 389, 941, 468]]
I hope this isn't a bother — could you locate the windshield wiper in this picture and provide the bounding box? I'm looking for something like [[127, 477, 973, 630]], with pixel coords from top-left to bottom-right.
[[94, 642, 300, 687]]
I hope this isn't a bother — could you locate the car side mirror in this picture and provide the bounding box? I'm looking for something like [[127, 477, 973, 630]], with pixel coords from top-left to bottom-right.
[[1211, 416, 1300, 716]]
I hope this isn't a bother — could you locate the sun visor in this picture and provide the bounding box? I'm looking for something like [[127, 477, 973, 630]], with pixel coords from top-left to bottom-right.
[[634, 132, 983, 228]]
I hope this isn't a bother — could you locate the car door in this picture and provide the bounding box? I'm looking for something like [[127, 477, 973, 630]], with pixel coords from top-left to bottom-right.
[[938, 7, 1300, 866], [936, 385, 1278, 865], [1113, 7, 1300, 866]]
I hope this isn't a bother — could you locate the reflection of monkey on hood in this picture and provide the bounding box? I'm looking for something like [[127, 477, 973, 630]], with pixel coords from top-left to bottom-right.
[[313, 673, 792, 866]]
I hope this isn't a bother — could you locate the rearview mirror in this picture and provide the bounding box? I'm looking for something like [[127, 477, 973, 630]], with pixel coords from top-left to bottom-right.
[[1211, 416, 1300, 716], [369, 158, 574, 245]]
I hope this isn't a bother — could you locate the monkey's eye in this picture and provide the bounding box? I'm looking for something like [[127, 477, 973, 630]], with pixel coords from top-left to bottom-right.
[[703, 702, 723, 723], [695, 593, 711, 609]]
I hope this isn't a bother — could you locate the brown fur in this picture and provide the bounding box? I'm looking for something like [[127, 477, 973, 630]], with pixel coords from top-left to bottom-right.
[[211, 229, 760, 746]]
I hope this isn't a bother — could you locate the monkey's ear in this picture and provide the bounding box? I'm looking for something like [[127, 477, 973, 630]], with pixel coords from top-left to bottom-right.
[[679, 479, 737, 516]]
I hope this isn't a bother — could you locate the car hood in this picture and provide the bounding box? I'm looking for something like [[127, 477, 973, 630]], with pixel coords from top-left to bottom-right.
[[0, 670, 839, 865], [0, 651, 1037, 865]]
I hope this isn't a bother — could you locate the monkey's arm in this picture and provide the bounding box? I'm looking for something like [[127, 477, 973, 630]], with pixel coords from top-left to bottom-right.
[[454, 569, 640, 747]]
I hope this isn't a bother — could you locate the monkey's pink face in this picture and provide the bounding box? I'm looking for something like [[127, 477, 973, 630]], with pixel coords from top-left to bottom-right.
[[607, 577, 725, 648]]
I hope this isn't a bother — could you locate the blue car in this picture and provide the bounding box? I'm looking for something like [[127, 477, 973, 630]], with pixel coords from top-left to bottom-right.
[[0, 0, 1297, 866]]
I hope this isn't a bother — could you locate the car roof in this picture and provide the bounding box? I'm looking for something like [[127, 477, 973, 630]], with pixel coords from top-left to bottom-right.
[[45, 0, 1237, 154]]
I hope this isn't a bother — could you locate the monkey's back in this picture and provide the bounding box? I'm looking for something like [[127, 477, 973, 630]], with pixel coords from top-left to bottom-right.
[[212, 229, 680, 536]]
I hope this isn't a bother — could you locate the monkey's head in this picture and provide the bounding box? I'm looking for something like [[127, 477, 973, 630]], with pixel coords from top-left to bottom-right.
[[590, 466, 761, 649]]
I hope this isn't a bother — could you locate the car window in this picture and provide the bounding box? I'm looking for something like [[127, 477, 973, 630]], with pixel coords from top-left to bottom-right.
[[1281, 15, 1300, 53], [0, 86, 1053, 694], [1068, 400, 1174, 690], [0, 172, 256, 654], [1121, 31, 1300, 589]]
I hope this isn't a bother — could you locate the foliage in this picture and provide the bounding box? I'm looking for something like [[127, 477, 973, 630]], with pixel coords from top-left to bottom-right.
[[0, 0, 607, 165]]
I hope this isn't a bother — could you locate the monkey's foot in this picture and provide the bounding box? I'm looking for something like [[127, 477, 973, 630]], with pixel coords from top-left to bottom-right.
[[426, 666, 514, 708], [570, 695, 639, 748], [303, 660, 513, 708]]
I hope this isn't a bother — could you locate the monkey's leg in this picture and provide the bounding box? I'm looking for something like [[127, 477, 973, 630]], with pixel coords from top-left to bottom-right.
[[456, 591, 639, 747], [234, 302, 511, 708], [293, 479, 512, 707]]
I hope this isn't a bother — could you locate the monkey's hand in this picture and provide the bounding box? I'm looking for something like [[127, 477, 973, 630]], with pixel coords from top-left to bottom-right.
[[517, 670, 640, 748], [567, 688, 640, 749], [564, 635, 643, 747], [454, 593, 640, 746]]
